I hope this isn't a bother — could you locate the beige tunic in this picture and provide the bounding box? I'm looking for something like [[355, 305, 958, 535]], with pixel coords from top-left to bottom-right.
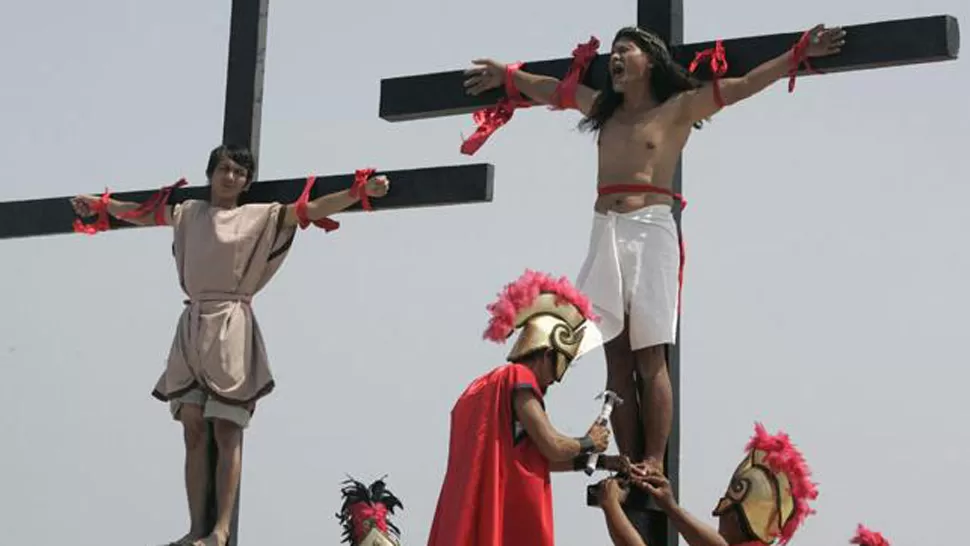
[[151, 199, 297, 406]]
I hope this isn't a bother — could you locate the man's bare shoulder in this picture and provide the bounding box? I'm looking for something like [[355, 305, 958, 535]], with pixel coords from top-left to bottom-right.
[[658, 91, 696, 121]]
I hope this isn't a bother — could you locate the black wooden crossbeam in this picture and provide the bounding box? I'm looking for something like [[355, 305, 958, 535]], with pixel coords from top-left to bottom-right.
[[0, 163, 494, 240], [379, 15, 960, 121]]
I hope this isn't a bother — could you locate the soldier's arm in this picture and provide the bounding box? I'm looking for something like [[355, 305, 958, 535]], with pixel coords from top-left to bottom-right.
[[602, 498, 647, 546], [635, 475, 729, 546], [659, 501, 729, 546], [513, 390, 592, 463], [548, 454, 625, 473]]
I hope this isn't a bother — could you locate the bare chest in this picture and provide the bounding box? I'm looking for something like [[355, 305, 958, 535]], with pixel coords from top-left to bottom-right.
[[600, 112, 690, 154]]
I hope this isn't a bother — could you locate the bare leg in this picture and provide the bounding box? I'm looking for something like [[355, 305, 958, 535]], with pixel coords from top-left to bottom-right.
[[604, 320, 643, 461], [632, 344, 672, 474], [168, 404, 210, 545], [194, 418, 242, 546]]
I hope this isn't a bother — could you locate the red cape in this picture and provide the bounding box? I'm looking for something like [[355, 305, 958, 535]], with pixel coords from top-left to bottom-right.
[[427, 363, 553, 546]]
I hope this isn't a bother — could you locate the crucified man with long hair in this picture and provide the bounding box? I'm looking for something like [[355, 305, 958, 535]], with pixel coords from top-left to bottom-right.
[[462, 24, 845, 477]]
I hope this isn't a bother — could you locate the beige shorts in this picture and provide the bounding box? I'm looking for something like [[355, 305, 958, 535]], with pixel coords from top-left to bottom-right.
[[169, 388, 254, 429]]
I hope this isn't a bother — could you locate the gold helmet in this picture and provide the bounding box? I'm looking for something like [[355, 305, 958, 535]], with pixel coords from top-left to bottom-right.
[[483, 269, 598, 382], [337, 476, 403, 546], [712, 423, 818, 545]]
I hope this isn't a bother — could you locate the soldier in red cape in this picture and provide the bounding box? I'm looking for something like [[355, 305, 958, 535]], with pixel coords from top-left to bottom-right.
[[426, 269, 646, 546]]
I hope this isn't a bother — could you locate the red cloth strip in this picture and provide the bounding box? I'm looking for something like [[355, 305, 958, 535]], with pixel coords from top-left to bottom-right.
[[72, 190, 112, 234], [597, 183, 688, 315], [349, 168, 375, 211], [72, 178, 188, 235], [460, 63, 532, 156], [597, 183, 686, 209], [550, 36, 600, 110], [116, 178, 188, 225], [788, 30, 822, 93], [688, 40, 728, 108], [295, 175, 340, 232], [504, 62, 526, 103]]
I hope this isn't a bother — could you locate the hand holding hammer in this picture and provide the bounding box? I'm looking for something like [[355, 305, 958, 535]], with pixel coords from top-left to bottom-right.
[[585, 390, 623, 475]]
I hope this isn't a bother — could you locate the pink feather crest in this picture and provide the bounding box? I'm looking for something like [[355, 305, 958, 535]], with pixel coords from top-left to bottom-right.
[[745, 423, 819, 545], [850, 524, 890, 546], [483, 269, 597, 342]]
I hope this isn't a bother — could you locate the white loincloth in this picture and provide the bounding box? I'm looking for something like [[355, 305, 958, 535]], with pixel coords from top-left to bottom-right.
[[575, 204, 681, 353]]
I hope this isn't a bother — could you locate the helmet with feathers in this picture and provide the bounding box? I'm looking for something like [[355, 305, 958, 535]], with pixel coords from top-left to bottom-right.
[[336, 476, 404, 546], [483, 269, 598, 382]]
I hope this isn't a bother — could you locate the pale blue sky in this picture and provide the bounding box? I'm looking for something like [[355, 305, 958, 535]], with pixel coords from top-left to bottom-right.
[[1, 1, 967, 545]]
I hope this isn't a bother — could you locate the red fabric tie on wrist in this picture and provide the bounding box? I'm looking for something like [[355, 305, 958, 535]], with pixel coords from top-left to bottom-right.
[[72, 190, 112, 234], [295, 175, 340, 232], [788, 30, 822, 93], [460, 62, 532, 156], [460, 36, 599, 155], [72, 178, 188, 235], [504, 62, 527, 103], [688, 40, 728, 108], [349, 168, 375, 211], [550, 36, 600, 110]]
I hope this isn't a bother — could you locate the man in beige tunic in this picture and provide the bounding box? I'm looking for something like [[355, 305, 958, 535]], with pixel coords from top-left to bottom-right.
[[70, 144, 390, 546]]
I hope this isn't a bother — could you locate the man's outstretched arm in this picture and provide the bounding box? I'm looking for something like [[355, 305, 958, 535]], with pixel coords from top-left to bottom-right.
[[281, 174, 389, 228], [513, 389, 609, 463], [679, 24, 846, 124], [70, 195, 174, 227], [463, 59, 599, 115], [548, 454, 648, 478]]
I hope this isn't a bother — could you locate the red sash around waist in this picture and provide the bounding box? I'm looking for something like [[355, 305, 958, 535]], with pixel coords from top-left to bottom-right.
[[597, 183, 686, 209]]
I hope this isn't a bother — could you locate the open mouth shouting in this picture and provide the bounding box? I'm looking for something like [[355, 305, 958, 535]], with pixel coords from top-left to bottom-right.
[[610, 61, 626, 81]]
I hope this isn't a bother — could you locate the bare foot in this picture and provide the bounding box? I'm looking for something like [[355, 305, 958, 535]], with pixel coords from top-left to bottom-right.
[[191, 529, 228, 546], [642, 457, 665, 477], [162, 531, 204, 546]]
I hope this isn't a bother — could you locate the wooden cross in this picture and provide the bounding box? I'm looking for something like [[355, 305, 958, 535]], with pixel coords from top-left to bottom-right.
[[0, 3, 492, 241], [0, 1, 493, 544], [377, 2, 959, 545]]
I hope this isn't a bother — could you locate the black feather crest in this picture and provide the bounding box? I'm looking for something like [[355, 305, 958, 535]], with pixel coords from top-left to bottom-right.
[[335, 475, 404, 544]]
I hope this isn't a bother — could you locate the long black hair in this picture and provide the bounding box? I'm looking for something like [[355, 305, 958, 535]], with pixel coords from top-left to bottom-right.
[[578, 27, 704, 133]]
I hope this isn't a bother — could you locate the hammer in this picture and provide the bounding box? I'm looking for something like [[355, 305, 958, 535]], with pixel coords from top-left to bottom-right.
[[585, 390, 623, 475]]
